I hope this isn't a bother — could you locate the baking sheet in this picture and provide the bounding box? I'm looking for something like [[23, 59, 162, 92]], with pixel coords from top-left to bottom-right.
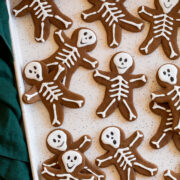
[[7, 0, 180, 179]]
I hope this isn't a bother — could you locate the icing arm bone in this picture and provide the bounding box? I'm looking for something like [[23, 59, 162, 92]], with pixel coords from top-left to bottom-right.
[[13, 1, 29, 17], [138, 6, 155, 22], [129, 74, 147, 87], [93, 70, 111, 85], [129, 131, 144, 148], [96, 155, 113, 167], [81, 56, 99, 69]]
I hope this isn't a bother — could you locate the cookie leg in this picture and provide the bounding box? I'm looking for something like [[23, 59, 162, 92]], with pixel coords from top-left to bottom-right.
[[118, 99, 137, 121], [173, 133, 180, 151], [164, 170, 180, 180], [96, 97, 118, 118], [162, 39, 179, 60]]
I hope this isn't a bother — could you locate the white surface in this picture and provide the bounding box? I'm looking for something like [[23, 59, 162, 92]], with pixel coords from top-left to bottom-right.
[[7, 0, 180, 179]]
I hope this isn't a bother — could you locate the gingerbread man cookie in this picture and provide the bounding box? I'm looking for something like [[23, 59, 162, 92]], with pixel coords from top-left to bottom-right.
[[42, 150, 97, 180], [42, 28, 98, 88], [96, 126, 158, 180], [82, 0, 144, 48], [13, 0, 72, 42], [138, 0, 180, 60], [42, 129, 105, 180], [22, 61, 85, 127], [151, 64, 180, 133], [149, 101, 180, 151], [164, 169, 180, 180], [93, 52, 147, 120]]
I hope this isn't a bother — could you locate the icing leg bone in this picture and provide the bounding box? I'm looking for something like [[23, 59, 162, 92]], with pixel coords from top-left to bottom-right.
[[174, 119, 180, 130], [52, 104, 61, 126], [140, 38, 154, 54], [151, 133, 166, 149], [164, 170, 177, 180], [138, 6, 153, 17], [84, 167, 105, 180], [75, 136, 91, 150], [53, 65, 65, 81], [41, 167, 55, 177], [119, 19, 143, 30], [82, 12, 97, 20], [169, 42, 178, 59], [25, 92, 38, 101], [130, 75, 147, 83], [35, 22, 45, 42], [110, 23, 119, 47], [56, 173, 78, 180], [123, 99, 136, 120]]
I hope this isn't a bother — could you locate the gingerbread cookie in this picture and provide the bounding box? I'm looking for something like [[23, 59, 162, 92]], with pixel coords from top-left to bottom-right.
[[42, 150, 97, 180], [82, 0, 144, 48], [22, 62, 85, 126], [93, 52, 147, 120], [42, 28, 98, 88], [164, 170, 180, 180], [149, 101, 180, 151], [42, 129, 105, 180], [13, 0, 72, 42], [151, 64, 180, 133], [96, 126, 158, 180], [138, 0, 180, 60]]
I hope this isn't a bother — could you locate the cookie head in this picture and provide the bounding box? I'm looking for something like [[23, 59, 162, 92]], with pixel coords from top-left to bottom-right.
[[62, 150, 83, 173], [101, 127, 120, 149], [158, 64, 178, 86], [112, 52, 133, 74], [159, 0, 179, 13], [47, 129, 68, 152], [24, 61, 43, 82]]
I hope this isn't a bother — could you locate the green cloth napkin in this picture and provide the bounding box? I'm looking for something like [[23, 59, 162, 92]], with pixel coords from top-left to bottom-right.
[[0, 1, 31, 179]]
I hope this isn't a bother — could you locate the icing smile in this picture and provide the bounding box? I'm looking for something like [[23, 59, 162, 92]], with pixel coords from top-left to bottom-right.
[[164, 3, 172, 8], [80, 40, 86, 45], [57, 141, 64, 148], [67, 163, 75, 169], [118, 66, 127, 69]]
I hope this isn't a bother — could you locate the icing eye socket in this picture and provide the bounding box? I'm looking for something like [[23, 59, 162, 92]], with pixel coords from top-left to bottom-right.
[[167, 69, 170, 72], [58, 135, 61, 138], [124, 58, 127, 62], [84, 32, 87, 36], [29, 70, 32, 73], [67, 156, 70, 160], [33, 66, 37, 70], [113, 140, 116, 144], [111, 132, 114, 135], [74, 156, 77, 160], [36, 74, 40, 79], [106, 135, 110, 138], [53, 139, 56, 143], [89, 36, 92, 39], [163, 71, 166, 75], [170, 77, 174, 82], [119, 58, 122, 62]]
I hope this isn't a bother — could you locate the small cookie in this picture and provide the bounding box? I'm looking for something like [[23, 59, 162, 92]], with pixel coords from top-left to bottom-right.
[[13, 0, 72, 42], [93, 52, 147, 120], [149, 101, 180, 151], [151, 64, 180, 133], [164, 170, 180, 180], [22, 62, 85, 127], [96, 126, 158, 180], [82, 0, 144, 48], [42, 150, 97, 180], [138, 0, 180, 60], [42, 28, 98, 88], [42, 129, 105, 180]]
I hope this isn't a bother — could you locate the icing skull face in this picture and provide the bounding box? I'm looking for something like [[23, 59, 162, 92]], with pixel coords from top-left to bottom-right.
[[77, 29, 96, 48], [62, 150, 82, 173], [24, 62, 43, 81], [113, 52, 133, 74], [47, 130, 67, 151], [159, 0, 179, 13], [158, 64, 178, 85], [101, 127, 120, 148]]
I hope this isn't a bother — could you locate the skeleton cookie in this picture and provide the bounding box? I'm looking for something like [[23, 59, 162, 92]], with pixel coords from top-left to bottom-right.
[[82, 0, 144, 48], [42, 28, 98, 88], [13, 0, 72, 42], [96, 126, 158, 180], [42, 129, 105, 180], [22, 61, 85, 126], [164, 169, 180, 180], [138, 0, 180, 60], [151, 64, 180, 132], [149, 101, 180, 151], [42, 150, 97, 180], [93, 52, 147, 120]]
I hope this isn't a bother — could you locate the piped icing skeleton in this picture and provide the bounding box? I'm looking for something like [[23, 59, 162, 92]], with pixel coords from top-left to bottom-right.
[[42, 28, 98, 88], [42, 150, 97, 180], [164, 169, 180, 180], [138, 0, 180, 60], [151, 64, 180, 133], [93, 52, 147, 120], [22, 62, 85, 126], [81, 0, 144, 48], [41, 129, 105, 180], [13, 0, 72, 42], [96, 127, 158, 180], [149, 101, 180, 151]]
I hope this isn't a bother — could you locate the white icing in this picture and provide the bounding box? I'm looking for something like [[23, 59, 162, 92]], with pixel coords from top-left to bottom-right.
[[62, 150, 82, 173], [41, 167, 55, 176], [39, 82, 63, 103], [82, 58, 98, 68], [55, 30, 65, 43], [62, 97, 84, 107], [113, 52, 133, 74], [54, 15, 72, 28], [35, 22, 45, 42], [127, 167, 131, 180], [159, 0, 179, 14], [77, 29, 96, 48], [56, 173, 78, 180], [13, 5, 29, 16], [24, 62, 43, 81], [94, 70, 110, 80], [77, 136, 91, 150], [55, 43, 80, 69], [139, 6, 153, 17], [152, 133, 166, 148], [101, 127, 120, 148], [119, 19, 143, 30], [164, 170, 177, 180], [158, 64, 177, 85], [110, 23, 119, 47], [47, 130, 67, 151], [25, 92, 38, 101], [84, 166, 105, 180], [123, 99, 137, 120], [130, 75, 147, 83], [52, 104, 61, 126], [129, 131, 143, 147], [53, 65, 65, 81], [96, 156, 113, 167]]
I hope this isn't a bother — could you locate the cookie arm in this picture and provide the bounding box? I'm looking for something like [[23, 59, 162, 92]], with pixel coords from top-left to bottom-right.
[[13, 0, 29, 17], [54, 30, 71, 46], [42, 156, 59, 168], [96, 153, 113, 168], [22, 86, 40, 104], [80, 54, 99, 70], [129, 74, 147, 88], [82, 6, 100, 22], [151, 90, 169, 103], [93, 70, 111, 85], [164, 170, 180, 180], [71, 135, 92, 153], [138, 6, 156, 22]]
